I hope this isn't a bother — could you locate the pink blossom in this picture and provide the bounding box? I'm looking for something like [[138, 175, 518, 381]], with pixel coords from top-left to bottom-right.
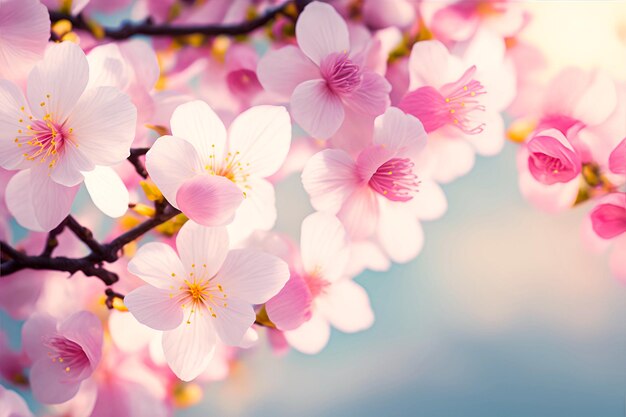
[[302, 107, 447, 263], [272, 212, 374, 354], [590, 193, 626, 240], [0, 385, 33, 417], [146, 101, 291, 242], [609, 137, 626, 175], [0, 0, 50, 83], [0, 42, 137, 231], [257, 1, 390, 139], [399, 34, 515, 183], [527, 129, 582, 185], [22, 311, 103, 404], [124, 220, 289, 381]]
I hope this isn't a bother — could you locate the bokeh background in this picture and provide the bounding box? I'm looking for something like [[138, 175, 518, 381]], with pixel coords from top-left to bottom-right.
[[3, 2, 626, 416]]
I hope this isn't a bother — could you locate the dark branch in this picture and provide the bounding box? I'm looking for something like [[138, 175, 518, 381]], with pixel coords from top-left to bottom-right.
[[49, 1, 293, 41], [39, 220, 68, 257], [1, 203, 180, 286], [127, 148, 149, 179]]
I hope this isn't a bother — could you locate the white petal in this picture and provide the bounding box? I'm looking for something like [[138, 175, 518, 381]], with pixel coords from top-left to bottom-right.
[[49, 141, 92, 187], [284, 312, 331, 355], [317, 280, 374, 333], [170, 100, 226, 167], [108, 310, 155, 353], [296, 1, 350, 65], [216, 248, 290, 304], [29, 167, 78, 231], [301, 149, 358, 213], [377, 199, 424, 263], [409, 179, 447, 221], [408, 40, 451, 90], [65, 86, 137, 166], [124, 285, 184, 331], [120, 40, 160, 91], [5, 170, 43, 231], [128, 242, 186, 289], [27, 42, 88, 121], [227, 105, 291, 178], [210, 296, 256, 346], [162, 316, 216, 381], [227, 177, 277, 243], [373, 107, 427, 153], [300, 212, 350, 282], [0, 80, 31, 170], [175, 220, 229, 279], [83, 166, 129, 218], [86, 43, 131, 90], [145, 135, 203, 208], [462, 111, 505, 156]]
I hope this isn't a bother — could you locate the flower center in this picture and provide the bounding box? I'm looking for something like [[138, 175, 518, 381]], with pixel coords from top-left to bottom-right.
[[320, 52, 362, 95], [203, 144, 251, 195], [368, 157, 419, 202], [173, 264, 229, 323], [14, 97, 74, 170], [45, 336, 89, 374], [531, 153, 567, 174], [304, 272, 330, 298]]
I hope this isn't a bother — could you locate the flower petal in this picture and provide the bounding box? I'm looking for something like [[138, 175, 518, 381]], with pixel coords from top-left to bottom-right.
[[0, 80, 32, 170], [462, 111, 505, 156], [291, 79, 344, 139], [175, 220, 229, 279], [257, 46, 321, 97], [58, 311, 103, 371], [296, 1, 350, 65], [377, 198, 424, 263], [145, 135, 203, 208], [30, 167, 79, 231], [170, 100, 226, 167], [609, 137, 626, 175], [127, 242, 186, 289], [301, 212, 350, 282], [176, 174, 244, 227], [211, 296, 256, 346], [265, 274, 313, 331], [83, 165, 129, 218], [337, 186, 379, 240], [65, 86, 137, 166], [408, 40, 451, 90], [27, 42, 88, 122], [217, 248, 290, 304], [317, 280, 374, 332], [284, 312, 331, 355], [22, 312, 57, 360], [30, 358, 82, 404], [301, 149, 358, 213], [5, 170, 44, 231], [342, 71, 390, 116], [227, 105, 291, 178], [124, 285, 184, 331], [227, 177, 277, 244], [162, 316, 216, 382], [373, 106, 426, 153]]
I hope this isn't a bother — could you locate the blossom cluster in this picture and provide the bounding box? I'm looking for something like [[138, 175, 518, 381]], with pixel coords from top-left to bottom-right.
[[0, 0, 622, 416]]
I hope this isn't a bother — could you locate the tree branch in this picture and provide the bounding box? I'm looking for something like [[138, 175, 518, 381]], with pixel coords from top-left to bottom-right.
[[127, 148, 149, 179], [49, 1, 293, 41]]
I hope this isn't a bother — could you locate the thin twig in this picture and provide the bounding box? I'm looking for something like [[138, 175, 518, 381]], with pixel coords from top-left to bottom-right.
[[127, 148, 149, 179]]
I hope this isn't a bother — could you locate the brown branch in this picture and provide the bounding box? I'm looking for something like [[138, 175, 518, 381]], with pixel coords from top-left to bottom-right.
[[49, 1, 294, 41], [127, 148, 149, 179]]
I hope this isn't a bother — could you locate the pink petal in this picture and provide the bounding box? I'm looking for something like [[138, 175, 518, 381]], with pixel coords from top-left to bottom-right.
[[342, 71, 391, 116], [58, 311, 103, 371], [124, 285, 184, 331], [572, 70, 617, 126], [284, 312, 330, 354], [30, 358, 82, 404], [27, 42, 88, 122], [217, 248, 290, 304], [0, 80, 32, 170], [373, 107, 426, 153], [0, 0, 49, 82], [169, 100, 227, 167], [49, 140, 93, 187], [590, 194, 626, 239], [0, 386, 33, 417], [175, 220, 229, 279], [300, 212, 350, 283], [609, 137, 626, 175], [408, 40, 451, 90], [0, 269, 45, 320], [227, 105, 291, 177], [127, 242, 186, 289], [301, 149, 359, 213], [65, 86, 137, 167], [265, 273, 313, 331], [318, 280, 374, 332], [296, 2, 350, 65], [145, 135, 203, 208], [337, 186, 379, 240], [5, 170, 44, 231], [210, 296, 256, 346], [409, 179, 448, 221], [426, 133, 476, 183], [290, 79, 345, 139], [176, 174, 244, 227], [29, 167, 79, 231], [257, 46, 320, 97], [22, 312, 57, 361], [162, 317, 216, 381]]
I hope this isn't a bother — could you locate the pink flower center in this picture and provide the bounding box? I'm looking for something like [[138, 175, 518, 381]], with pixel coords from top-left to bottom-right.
[[531, 153, 567, 174], [14, 99, 74, 170], [304, 272, 330, 298], [368, 157, 419, 202], [399, 66, 486, 134], [320, 52, 362, 95], [45, 336, 89, 375]]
